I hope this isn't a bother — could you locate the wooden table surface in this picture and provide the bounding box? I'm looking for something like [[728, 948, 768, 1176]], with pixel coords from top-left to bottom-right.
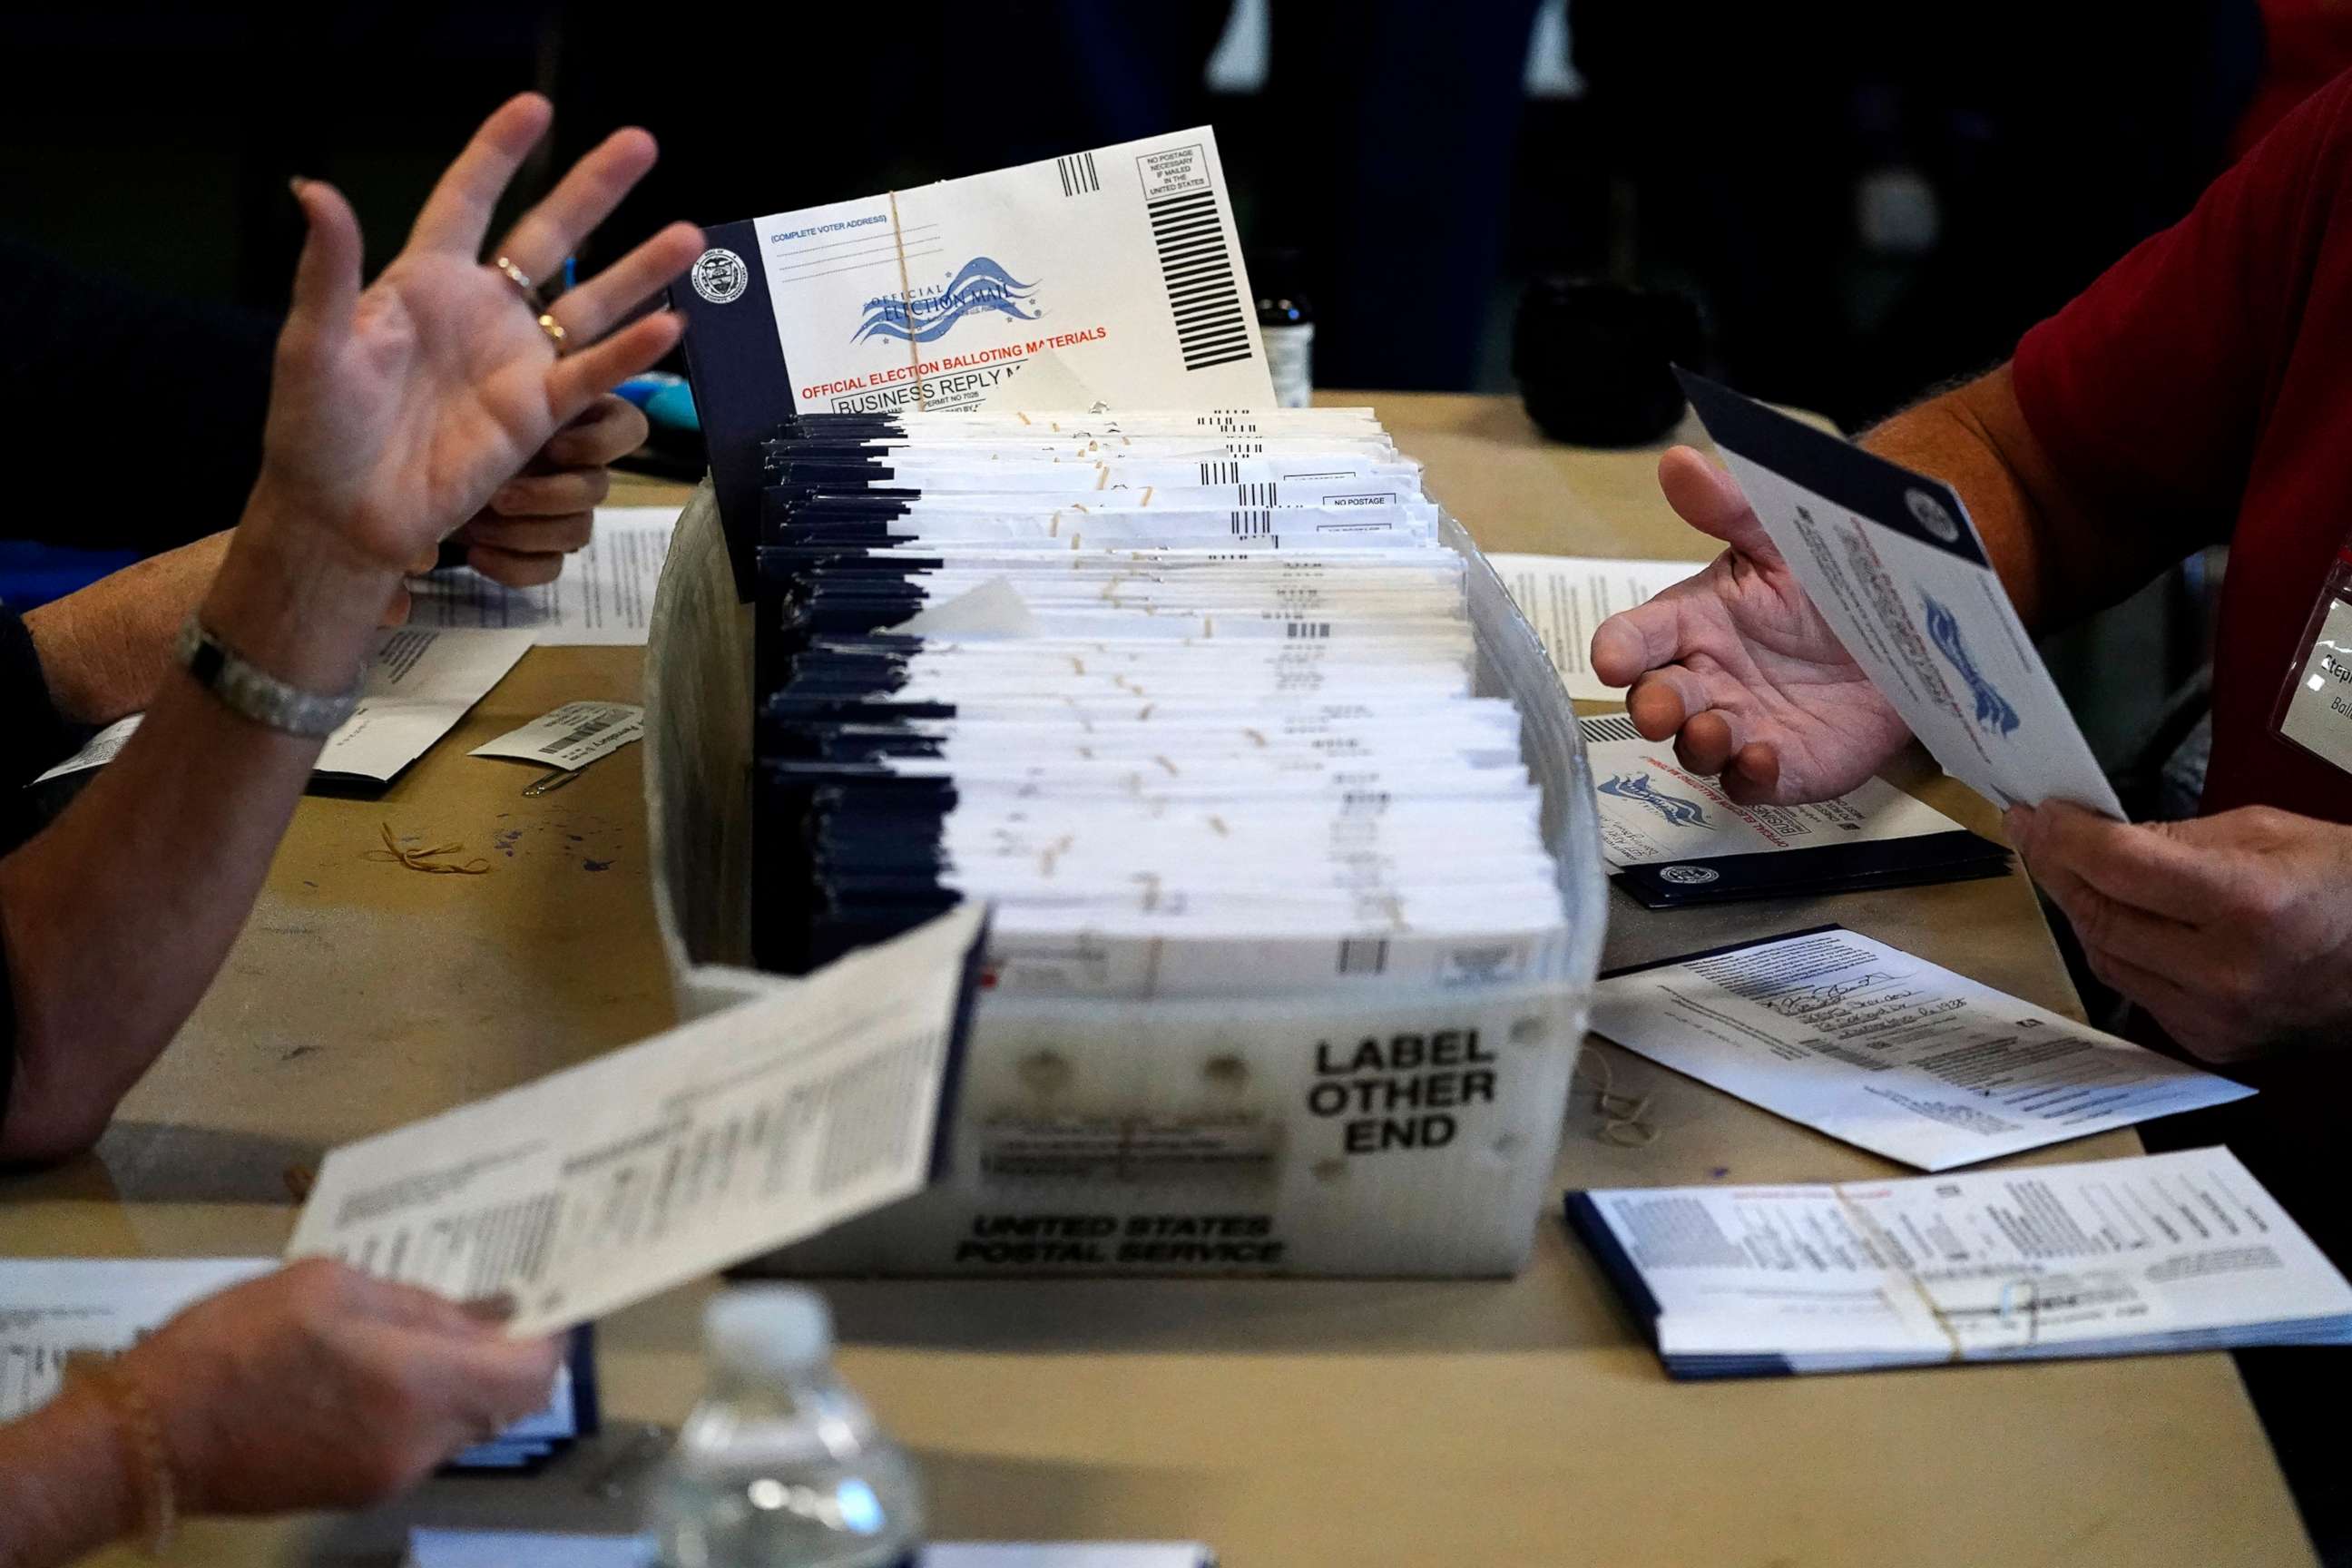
[[0, 394, 2312, 1566]]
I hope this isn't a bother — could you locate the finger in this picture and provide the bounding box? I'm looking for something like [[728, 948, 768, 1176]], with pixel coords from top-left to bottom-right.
[[547, 310, 687, 424], [1674, 708, 1744, 777], [2024, 800, 2233, 923], [415, 1332, 566, 1425], [542, 395, 649, 469], [2078, 944, 2243, 1062], [2037, 863, 2201, 975], [460, 1293, 519, 1326], [464, 513, 594, 556], [338, 1270, 497, 1338], [494, 127, 661, 279], [1626, 667, 1700, 741], [407, 93, 554, 256], [282, 180, 365, 360], [545, 221, 704, 344], [1659, 446, 1783, 564], [1592, 593, 1693, 689], [1720, 740, 1783, 805], [488, 468, 609, 518], [466, 543, 567, 588], [380, 583, 412, 627]]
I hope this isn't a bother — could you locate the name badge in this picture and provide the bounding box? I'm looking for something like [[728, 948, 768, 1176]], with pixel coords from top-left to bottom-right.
[[2274, 550, 2352, 777]]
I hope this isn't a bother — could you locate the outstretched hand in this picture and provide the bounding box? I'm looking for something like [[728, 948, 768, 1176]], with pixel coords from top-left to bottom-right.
[[1588, 446, 1914, 804], [258, 93, 701, 583]]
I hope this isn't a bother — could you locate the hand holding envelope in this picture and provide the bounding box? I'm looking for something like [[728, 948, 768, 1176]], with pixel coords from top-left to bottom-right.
[[1592, 373, 2123, 821], [1590, 446, 1916, 805], [2007, 799, 2352, 1059]]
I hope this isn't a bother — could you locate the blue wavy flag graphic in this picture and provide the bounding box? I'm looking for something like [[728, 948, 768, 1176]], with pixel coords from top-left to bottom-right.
[[1597, 772, 1712, 828], [855, 257, 1041, 345], [1921, 591, 2022, 736]]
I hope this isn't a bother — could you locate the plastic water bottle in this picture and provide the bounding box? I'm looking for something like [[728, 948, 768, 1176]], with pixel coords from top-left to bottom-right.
[[649, 1287, 923, 1568]]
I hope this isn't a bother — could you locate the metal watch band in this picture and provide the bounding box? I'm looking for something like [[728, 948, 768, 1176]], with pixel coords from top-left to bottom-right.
[[172, 614, 363, 739]]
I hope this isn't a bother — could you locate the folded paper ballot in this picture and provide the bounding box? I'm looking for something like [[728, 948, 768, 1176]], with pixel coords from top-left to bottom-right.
[[746, 406, 1576, 996], [1567, 1147, 2352, 1378], [1678, 371, 2125, 818], [0, 1259, 594, 1469], [405, 1533, 1215, 1568], [285, 906, 986, 1337], [1589, 925, 2251, 1170], [670, 126, 1276, 587], [30, 627, 534, 789], [1578, 714, 2008, 906]]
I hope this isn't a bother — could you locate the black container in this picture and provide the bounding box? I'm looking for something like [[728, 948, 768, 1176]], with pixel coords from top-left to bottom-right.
[[1513, 278, 1706, 447]]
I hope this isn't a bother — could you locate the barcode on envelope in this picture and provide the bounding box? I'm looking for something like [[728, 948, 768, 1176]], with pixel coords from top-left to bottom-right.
[[547, 713, 622, 751], [1149, 190, 1253, 372], [1056, 152, 1100, 197]]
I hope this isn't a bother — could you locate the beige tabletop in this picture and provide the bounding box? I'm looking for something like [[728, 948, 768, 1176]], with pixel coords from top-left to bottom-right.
[[3, 397, 2313, 1566]]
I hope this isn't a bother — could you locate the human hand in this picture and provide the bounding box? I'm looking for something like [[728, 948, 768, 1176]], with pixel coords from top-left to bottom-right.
[[115, 1259, 561, 1514], [249, 93, 699, 592], [1588, 446, 1914, 803], [451, 392, 649, 588], [2008, 799, 2352, 1062]]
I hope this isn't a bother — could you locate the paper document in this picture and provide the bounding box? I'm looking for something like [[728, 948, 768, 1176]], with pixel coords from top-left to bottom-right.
[[318, 628, 535, 781], [29, 713, 140, 786], [28, 627, 534, 788], [1486, 554, 1699, 701], [1579, 712, 1965, 868], [1678, 372, 2122, 817], [472, 701, 644, 771], [1567, 1147, 2352, 1377], [287, 906, 986, 1336], [0, 1259, 272, 1419], [671, 128, 1277, 559], [405, 506, 680, 645], [1590, 925, 2251, 1170], [734, 129, 1269, 417]]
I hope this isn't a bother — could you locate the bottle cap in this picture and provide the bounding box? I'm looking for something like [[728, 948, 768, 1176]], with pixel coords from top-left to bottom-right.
[[704, 1286, 834, 1375]]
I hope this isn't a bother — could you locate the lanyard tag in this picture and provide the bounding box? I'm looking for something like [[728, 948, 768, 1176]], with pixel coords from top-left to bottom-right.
[[2273, 550, 2352, 777]]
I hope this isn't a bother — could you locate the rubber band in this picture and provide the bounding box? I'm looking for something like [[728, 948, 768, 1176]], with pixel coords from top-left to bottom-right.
[[1571, 1050, 1658, 1147], [365, 821, 491, 875], [885, 191, 926, 411], [1830, 1184, 1969, 1362]]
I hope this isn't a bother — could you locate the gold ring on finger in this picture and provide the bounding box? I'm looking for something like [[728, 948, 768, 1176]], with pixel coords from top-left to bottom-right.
[[536, 313, 570, 354], [493, 255, 548, 312]]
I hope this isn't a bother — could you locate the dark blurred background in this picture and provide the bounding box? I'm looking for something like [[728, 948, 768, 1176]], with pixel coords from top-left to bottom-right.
[[5, 0, 2349, 769]]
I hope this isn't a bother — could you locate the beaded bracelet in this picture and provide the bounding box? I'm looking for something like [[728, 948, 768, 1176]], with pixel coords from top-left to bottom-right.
[[63, 1353, 178, 1557]]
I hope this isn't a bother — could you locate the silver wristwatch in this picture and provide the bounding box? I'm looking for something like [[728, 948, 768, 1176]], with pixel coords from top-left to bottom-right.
[[173, 614, 364, 738]]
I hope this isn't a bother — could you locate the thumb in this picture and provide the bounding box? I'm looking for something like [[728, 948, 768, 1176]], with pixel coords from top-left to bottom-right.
[[284, 178, 364, 358], [1659, 446, 1783, 566]]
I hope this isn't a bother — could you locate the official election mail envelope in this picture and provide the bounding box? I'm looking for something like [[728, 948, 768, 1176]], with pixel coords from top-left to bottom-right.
[[671, 128, 1276, 576], [1678, 371, 2124, 818]]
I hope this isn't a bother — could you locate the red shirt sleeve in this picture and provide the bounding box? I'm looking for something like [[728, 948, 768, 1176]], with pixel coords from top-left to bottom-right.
[[2012, 67, 2352, 548]]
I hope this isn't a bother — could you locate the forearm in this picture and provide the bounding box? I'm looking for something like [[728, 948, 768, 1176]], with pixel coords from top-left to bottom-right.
[[0, 1387, 138, 1568], [1861, 363, 2172, 633], [21, 534, 233, 725], [0, 509, 391, 1160]]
